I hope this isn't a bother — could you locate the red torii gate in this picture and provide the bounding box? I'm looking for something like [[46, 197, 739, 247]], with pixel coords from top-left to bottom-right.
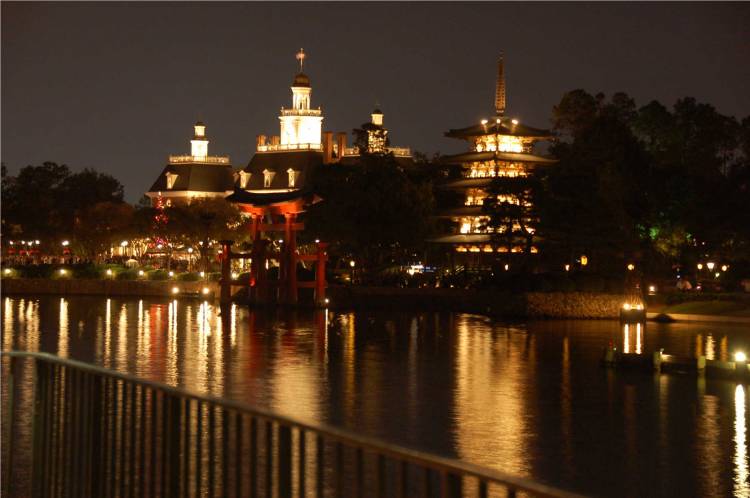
[[221, 191, 327, 307]]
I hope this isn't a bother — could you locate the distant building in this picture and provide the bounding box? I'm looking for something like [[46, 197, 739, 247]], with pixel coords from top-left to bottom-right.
[[433, 54, 556, 255], [338, 107, 413, 167], [145, 122, 234, 207]]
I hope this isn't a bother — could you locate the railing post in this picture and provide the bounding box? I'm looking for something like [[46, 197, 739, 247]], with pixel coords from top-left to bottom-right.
[[168, 394, 181, 498], [90, 374, 103, 498], [4, 356, 17, 498], [440, 471, 462, 498], [278, 423, 292, 497]]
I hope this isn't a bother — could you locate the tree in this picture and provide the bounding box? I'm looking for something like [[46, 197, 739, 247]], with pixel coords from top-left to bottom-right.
[[481, 175, 539, 260], [305, 152, 435, 275], [1, 162, 70, 239], [72, 202, 134, 262], [164, 198, 248, 272], [540, 90, 652, 270], [1, 163, 127, 246]]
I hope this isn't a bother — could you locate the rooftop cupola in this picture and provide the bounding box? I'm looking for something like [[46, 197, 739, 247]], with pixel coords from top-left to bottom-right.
[[277, 48, 323, 148], [371, 107, 384, 126], [191, 121, 209, 158]]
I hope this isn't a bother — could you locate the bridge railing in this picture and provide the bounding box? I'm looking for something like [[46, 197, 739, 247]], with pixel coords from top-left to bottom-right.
[[2, 351, 585, 498]]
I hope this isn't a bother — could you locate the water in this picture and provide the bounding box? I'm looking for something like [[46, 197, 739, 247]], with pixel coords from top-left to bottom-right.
[[1, 295, 748, 497]]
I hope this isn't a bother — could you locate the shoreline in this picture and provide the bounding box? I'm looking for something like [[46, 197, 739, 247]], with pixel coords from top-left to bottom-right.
[[4, 278, 749, 324]]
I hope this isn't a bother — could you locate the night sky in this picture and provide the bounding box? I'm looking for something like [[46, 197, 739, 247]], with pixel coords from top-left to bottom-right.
[[3, 2, 749, 202]]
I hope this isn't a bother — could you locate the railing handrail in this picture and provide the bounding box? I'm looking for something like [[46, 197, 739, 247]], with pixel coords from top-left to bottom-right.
[[2, 350, 585, 498]]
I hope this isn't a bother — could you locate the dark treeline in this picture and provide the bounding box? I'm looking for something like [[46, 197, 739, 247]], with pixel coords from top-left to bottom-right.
[[536, 90, 749, 275]]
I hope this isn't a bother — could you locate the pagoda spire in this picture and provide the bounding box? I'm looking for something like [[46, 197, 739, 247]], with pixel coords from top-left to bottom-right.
[[495, 52, 506, 116], [296, 48, 305, 72]]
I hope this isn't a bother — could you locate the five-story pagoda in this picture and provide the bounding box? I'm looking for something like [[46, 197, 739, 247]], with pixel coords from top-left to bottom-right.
[[434, 54, 556, 258]]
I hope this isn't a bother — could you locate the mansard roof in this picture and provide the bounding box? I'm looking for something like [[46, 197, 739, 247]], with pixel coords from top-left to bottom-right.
[[146, 162, 235, 194], [237, 150, 322, 191]]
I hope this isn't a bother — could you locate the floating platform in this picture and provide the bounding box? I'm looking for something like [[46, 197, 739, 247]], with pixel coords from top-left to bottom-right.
[[602, 348, 750, 381]]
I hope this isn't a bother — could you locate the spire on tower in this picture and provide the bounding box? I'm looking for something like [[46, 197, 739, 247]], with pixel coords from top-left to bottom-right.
[[495, 52, 506, 117], [296, 48, 306, 72]]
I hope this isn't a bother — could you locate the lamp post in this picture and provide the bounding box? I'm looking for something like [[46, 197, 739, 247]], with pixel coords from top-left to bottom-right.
[[350, 260, 356, 285]]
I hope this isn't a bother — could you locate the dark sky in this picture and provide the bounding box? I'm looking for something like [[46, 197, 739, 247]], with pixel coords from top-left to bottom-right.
[[3, 2, 749, 201]]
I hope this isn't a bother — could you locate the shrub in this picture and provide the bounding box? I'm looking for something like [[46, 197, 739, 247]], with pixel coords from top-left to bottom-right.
[[178, 272, 201, 282], [148, 269, 169, 281], [116, 269, 138, 280]]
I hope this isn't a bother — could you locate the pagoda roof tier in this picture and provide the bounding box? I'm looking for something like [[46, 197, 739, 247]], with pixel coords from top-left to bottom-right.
[[435, 206, 484, 218], [429, 234, 491, 244], [147, 162, 235, 194], [441, 151, 557, 165], [445, 118, 552, 140], [438, 178, 493, 189]]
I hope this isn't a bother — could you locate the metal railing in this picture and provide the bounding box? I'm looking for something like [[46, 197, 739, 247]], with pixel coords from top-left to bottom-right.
[[2, 351, 584, 498]]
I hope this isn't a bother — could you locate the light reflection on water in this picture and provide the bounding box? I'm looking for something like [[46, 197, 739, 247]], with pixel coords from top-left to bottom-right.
[[1, 295, 749, 497], [737, 385, 749, 498]]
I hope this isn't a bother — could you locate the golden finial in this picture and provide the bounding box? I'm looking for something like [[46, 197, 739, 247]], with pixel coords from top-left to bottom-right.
[[296, 48, 306, 72]]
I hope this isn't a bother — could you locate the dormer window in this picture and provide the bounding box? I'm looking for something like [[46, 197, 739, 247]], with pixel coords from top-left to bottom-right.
[[239, 171, 252, 189], [165, 172, 178, 189], [263, 169, 276, 188], [287, 169, 300, 188]]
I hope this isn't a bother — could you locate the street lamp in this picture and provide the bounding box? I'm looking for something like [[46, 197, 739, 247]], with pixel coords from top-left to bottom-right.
[[706, 261, 715, 271], [697, 263, 703, 270], [627, 263, 635, 271]]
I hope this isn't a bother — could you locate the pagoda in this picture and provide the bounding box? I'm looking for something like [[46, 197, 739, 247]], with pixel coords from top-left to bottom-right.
[[145, 122, 234, 206], [434, 54, 556, 257]]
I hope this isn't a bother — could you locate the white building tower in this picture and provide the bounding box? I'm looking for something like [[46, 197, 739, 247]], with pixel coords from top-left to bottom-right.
[[190, 121, 209, 159], [278, 48, 323, 149]]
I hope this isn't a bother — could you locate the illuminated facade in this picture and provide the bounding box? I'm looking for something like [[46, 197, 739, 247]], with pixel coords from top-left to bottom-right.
[[434, 54, 555, 255], [145, 122, 234, 206]]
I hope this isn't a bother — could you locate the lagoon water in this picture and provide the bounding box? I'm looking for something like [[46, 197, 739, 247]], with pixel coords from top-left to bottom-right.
[[2, 295, 749, 497]]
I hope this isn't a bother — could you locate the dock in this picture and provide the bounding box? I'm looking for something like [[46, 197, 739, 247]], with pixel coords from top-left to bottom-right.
[[603, 348, 750, 381]]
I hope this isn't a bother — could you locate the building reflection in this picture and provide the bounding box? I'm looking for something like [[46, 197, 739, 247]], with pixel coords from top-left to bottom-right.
[[622, 322, 643, 354], [453, 316, 530, 477], [58, 298, 68, 358], [735, 385, 749, 498]]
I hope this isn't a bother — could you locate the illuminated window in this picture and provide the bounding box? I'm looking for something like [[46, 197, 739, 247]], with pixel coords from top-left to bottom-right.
[[263, 169, 276, 188], [165, 172, 178, 189], [287, 169, 300, 188], [239, 171, 251, 189]]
